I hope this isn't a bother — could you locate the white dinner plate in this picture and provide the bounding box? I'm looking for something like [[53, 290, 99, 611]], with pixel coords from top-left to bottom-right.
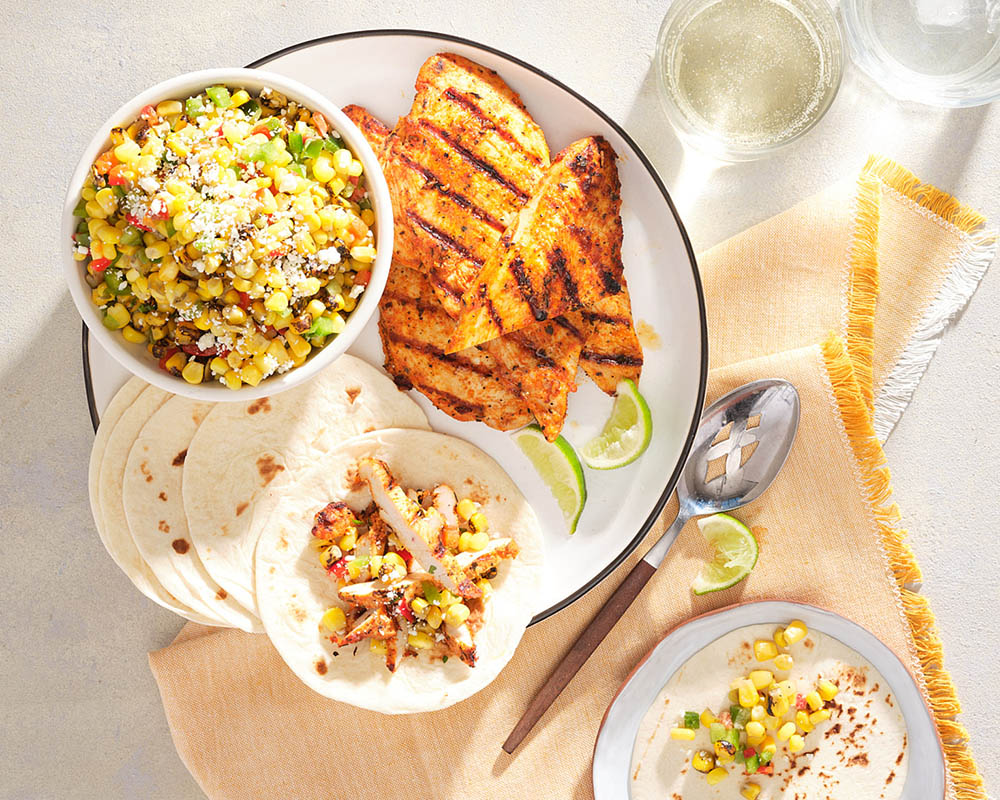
[[80, 30, 708, 622], [593, 601, 944, 799]]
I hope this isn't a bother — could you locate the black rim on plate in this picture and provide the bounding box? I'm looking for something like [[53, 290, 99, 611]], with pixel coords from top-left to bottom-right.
[[80, 28, 709, 625]]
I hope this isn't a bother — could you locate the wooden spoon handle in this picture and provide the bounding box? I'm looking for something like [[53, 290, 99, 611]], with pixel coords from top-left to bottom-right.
[[502, 558, 657, 753]]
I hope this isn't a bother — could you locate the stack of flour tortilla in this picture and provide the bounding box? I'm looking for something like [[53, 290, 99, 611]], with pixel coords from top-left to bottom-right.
[[88, 354, 544, 711]]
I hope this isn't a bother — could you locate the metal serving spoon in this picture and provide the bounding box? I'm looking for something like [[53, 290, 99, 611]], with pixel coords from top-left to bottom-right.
[[503, 379, 800, 753]]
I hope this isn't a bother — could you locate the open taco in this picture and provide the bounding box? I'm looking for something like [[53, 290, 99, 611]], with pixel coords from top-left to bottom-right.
[[254, 428, 544, 713]]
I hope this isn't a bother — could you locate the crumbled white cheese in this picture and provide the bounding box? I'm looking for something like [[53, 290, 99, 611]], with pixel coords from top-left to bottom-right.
[[349, 283, 365, 299], [317, 247, 342, 266], [197, 333, 215, 351], [139, 176, 159, 193]]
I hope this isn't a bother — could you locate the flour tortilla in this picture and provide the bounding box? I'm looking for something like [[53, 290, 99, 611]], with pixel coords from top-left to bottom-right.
[[123, 396, 262, 632], [255, 428, 545, 713], [631, 624, 909, 800], [183, 355, 430, 616], [93, 382, 220, 624]]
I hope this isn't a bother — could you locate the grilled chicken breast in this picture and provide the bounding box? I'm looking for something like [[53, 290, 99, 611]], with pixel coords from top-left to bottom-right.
[[579, 290, 644, 393], [359, 458, 481, 600], [343, 103, 535, 432], [447, 136, 626, 352]]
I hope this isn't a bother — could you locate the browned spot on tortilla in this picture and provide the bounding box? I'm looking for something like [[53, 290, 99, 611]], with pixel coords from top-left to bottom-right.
[[256, 454, 285, 486], [363, 425, 375, 433], [247, 397, 272, 415], [291, 605, 306, 623], [158, 520, 170, 534], [346, 386, 361, 403], [315, 659, 328, 675], [145, 475, 153, 483], [750, 525, 767, 542], [803, 637, 815, 649], [171, 538, 190, 554], [172, 449, 187, 466], [140, 461, 151, 476], [278, 534, 289, 550], [216, 588, 227, 600], [236, 501, 249, 516], [158, 491, 167, 502], [346, 464, 364, 492], [846, 753, 869, 767]]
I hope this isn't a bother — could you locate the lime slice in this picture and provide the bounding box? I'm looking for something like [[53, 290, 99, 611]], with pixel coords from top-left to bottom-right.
[[512, 424, 587, 534], [690, 513, 759, 595], [580, 379, 652, 470]]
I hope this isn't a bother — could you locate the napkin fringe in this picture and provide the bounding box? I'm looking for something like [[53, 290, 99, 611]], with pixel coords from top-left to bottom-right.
[[844, 175, 882, 411], [821, 335, 987, 800], [860, 155, 997, 442]]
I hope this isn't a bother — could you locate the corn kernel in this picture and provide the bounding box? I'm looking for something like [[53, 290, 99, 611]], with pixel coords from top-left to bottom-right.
[[469, 512, 488, 532], [796, 710, 814, 733], [121, 325, 146, 344], [741, 784, 761, 800], [753, 640, 778, 661], [155, 100, 183, 116], [774, 653, 794, 671], [361, 208, 375, 226], [775, 680, 796, 700], [808, 708, 832, 725], [333, 148, 352, 173], [209, 357, 228, 376], [320, 606, 346, 632], [706, 767, 728, 786], [774, 629, 788, 648], [745, 721, 765, 745], [113, 139, 141, 163], [669, 728, 696, 741], [805, 690, 822, 711], [788, 733, 805, 753], [410, 597, 429, 617], [818, 680, 839, 702], [763, 715, 779, 731], [369, 639, 387, 655], [737, 679, 759, 708], [222, 370, 242, 390], [264, 291, 288, 312], [750, 704, 766, 722], [426, 605, 443, 629], [338, 531, 356, 553], [777, 722, 796, 742], [444, 603, 471, 627], [239, 364, 263, 387], [783, 620, 808, 645], [181, 361, 204, 384], [312, 151, 335, 183], [749, 670, 774, 690], [349, 245, 376, 263], [97, 224, 122, 244], [85, 200, 108, 219], [164, 352, 187, 373], [230, 89, 250, 106], [700, 708, 717, 728]]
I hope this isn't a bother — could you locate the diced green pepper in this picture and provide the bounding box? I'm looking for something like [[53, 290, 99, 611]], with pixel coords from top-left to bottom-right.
[[104, 269, 131, 296], [735, 749, 746, 765], [358, 197, 372, 211], [306, 314, 337, 339], [683, 712, 700, 730], [164, 217, 176, 238], [206, 86, 232, 108], [322, 134, 342, 153], [288, 162, 306, 178], [288, 131, 303, 156], [709, 722, 727, 743], [729, 705, 751, 730], [303, 138, 324, 159], [261, 116, 281, 133], [75, 231, 91, 247], [73, 198, 88, 217], [422, 581, 441, 603], [745, 754, 760, 773], [759, 749, 773, 766], [185, 96, 206, 117], [119, 225, 143, 246], [240, 98, 261, 118]]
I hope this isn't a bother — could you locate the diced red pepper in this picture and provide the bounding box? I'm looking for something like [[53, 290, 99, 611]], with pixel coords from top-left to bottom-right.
[[237, 292, 251, 309], [181, 343, 230, 358], [354, 270, 371, 287], [326, 556, 348, 580], [108, 173, 127, 187], [757, 764, 773, 776], [795, 694, 808, 711], [348, 175, 360, 185], [395, 548, 412, 564], [719, 710, 732, 727], [89, 257, 111, 273], [268, 248, 286, 259], [251, 123, 274, 139], [126, 213, 151, 231], [94, 149, 119, 175], [743, 748, 756, 759], [139, 104, 158, 123], [158, 347, 179, 371], [311, 111, 329, 137], [397, 598, 415, 623], [147, 204, 169, 221]]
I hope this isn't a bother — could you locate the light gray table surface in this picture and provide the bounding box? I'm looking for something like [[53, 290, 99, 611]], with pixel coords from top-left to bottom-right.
[[2, 1, 997, 798]]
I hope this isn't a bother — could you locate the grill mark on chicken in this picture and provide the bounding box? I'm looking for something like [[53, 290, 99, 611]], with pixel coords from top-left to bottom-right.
[[546, 248, 580, 308], [582, 311, 631, 326], [417, 119, 531, 203], [387, 335, 495, 378], [554, 315, 584, 338], [396, 151, 506, 232], [508, 256, 546, 321], [580, 349, 644, 366], [441, 87, 544, 165], [406, 210, 483, 265]]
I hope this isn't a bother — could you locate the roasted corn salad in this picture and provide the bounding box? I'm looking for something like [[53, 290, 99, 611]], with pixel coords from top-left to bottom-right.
[[311, 459, 520, 673], [72, 85, 376, 388], [670, 621, 840, 795]]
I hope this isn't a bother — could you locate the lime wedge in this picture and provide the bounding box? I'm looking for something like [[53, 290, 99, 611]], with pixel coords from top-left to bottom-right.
[[512, 424, 587, 534], [580, 379, 652, 470], [690, 513, 759, 595]]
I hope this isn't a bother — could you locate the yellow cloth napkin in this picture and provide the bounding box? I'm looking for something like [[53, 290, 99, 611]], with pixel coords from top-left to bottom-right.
[[149, 156, 994, 800]]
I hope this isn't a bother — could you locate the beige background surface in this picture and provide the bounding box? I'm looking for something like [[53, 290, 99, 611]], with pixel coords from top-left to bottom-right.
[[1, 1, 997, 798]]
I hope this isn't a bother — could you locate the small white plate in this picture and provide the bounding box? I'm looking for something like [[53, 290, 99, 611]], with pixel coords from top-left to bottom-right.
[[81, 30, 708, 622], [593, 601, 944, 799]]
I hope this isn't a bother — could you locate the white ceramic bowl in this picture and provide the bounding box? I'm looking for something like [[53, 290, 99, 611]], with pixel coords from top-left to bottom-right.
[[62, 68, 393, 401]]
